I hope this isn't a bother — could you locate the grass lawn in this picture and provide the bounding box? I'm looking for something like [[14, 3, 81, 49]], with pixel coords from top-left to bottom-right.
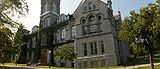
[[136, 65, 160, 69], [2, 57, 160, 69], [1, 63, 124, 69], [33, 65, 124, 69], [4, 63, 26, 66]]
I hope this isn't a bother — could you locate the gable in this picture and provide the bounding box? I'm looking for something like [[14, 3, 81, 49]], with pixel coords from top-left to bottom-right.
[[74, 0, 109, 24]]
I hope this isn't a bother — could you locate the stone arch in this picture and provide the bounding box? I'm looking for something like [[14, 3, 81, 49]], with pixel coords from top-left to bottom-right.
[[96, 13, 104, 20]]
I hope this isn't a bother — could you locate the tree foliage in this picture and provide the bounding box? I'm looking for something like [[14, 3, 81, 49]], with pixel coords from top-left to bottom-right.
[[0, 0, 28, 62], [14, 24, 25, 46], [119, 0, 160, 69], [0, 28, 13, 62], [119, 0, 160, 56], [54, 44, 77, 62], [0, 0, 28, 28]]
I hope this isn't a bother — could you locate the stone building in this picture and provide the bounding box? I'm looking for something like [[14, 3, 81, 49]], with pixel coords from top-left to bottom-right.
[[27, 0, 129, 68], [26, 25, 40, 63]]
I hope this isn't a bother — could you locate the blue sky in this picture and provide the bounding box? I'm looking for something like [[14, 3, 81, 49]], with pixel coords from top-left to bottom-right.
[[21, 0, 156, 30], [112, 0, 156, 19]]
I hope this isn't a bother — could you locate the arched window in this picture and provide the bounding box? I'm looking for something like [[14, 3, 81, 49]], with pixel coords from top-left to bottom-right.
[[88, 15, 97, 34], [98, 15, 103, 32], [82, 19, 88, 35], [71, 26, 76, 38], [61, 28, 66, 41]]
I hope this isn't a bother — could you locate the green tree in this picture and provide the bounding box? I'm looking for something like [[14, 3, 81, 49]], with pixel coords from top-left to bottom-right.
[[0, 28, 13, 62], [119, 0, 160, 69], [54, 44, 77, 63], [13, 24, 25, 58], [0, 0, 28, 62]]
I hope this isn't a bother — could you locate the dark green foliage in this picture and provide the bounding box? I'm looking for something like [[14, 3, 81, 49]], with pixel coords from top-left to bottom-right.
[[13, 24, 27, 63], [14, 24, 25, 48], [0, 0, 28, 63], [0, 28, 13, 62]]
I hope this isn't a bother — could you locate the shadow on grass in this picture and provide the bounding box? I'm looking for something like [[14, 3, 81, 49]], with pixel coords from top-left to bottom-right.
[[122, 57, 160, 67]]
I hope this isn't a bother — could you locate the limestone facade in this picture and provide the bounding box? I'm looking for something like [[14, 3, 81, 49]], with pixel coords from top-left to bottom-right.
[[27, 0, 129, 68]]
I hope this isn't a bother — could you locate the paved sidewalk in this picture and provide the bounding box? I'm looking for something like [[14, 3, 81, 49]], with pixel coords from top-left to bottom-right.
[[0, 64, 50, 69], [112, 63, 160, 69]]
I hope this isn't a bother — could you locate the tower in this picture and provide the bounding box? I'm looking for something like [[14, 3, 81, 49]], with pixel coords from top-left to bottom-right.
[[40, 0, 60, 28], [39, 0, 60, 65], [107, 0, 112, 10]]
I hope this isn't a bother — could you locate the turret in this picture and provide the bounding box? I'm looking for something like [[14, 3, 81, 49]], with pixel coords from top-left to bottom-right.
[[107, 0, 112, 10], [41, 0, 60, 15], [40, 0, 61, 28]]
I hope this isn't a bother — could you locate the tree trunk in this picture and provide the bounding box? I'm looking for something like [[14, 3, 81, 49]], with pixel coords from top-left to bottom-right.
[[149, 47, 154, 69]]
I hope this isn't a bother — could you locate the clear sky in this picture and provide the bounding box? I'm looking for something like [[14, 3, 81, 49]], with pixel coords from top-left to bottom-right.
[[20, 0, 156, 31]]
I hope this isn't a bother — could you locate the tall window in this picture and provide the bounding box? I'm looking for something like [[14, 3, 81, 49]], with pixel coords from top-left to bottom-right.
[[100, 41, 105, 54], [83, 43, 87, 56], [61, 28, 66, 41], [90, 42, 94, 55], [94, 42, 98, 54], [90, 41, 98, 55], [98, 16, 103, 32], [89, 16, 97, 34], [71, 26, 76, 38], [82, 19, 88, 35]]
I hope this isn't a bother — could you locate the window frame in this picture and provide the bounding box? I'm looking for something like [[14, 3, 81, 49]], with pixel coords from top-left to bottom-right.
[[61, 28, 66, 41], [71, 26, 76, 38], [83, 43, 87, 56]]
